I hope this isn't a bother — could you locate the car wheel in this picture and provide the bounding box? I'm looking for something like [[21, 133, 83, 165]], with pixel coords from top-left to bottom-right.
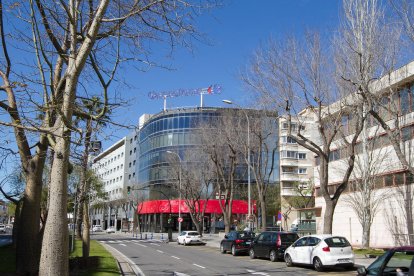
[[285, 254, 293, 267], [183, 240, 187, 246], [249, 248, 256, 259], [177, 239, 180, 245], [269, 250, 277, 262], [313, 257, 324, 272], [220, 243, 226, 254], [231, 245, 237, 256]]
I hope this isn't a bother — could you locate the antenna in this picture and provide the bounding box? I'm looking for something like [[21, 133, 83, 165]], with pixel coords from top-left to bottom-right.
[[148, 84, 222, 111]]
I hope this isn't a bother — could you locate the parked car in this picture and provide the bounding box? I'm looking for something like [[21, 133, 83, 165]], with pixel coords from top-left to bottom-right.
[[220, 231, 255, 256], [284, 235, 354, 272], [249, 231, 299, 262], [0, 224, 5, 233], [106, 227, 115, 234], [92, 225, 103, 232], [357, 246, 414, 276], [177, 231, 204, 246]]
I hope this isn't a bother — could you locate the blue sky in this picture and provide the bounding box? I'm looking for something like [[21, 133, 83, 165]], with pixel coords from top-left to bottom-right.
[[102, 0, 341, 148]]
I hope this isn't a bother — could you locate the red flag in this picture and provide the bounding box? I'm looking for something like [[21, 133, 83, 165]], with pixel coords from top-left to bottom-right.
[[207, 85, 212, 94]]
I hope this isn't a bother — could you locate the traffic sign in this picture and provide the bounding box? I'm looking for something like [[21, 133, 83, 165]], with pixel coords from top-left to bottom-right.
[[178, 217, 183, 223]]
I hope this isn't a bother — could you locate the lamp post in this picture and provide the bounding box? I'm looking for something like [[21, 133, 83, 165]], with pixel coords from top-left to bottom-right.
[[222, 99, 252, 230], [166, 150, 182, 233]]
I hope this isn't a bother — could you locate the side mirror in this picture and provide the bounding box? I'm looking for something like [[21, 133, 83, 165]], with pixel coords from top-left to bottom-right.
[[224, 235, 228, 239], [291, 244, 295, 248], [356, 266, 367, 276]]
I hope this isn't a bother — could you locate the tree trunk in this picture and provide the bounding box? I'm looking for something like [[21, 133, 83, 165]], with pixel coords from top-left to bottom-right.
[[362, 220, 371, 248], [259, 194, 267, 231], [16, 173, 43, 275], [76, 191, 84, 239], [82, 200, 90, 258], [323, 199, 336, 234], [39, 137, 70, 276]]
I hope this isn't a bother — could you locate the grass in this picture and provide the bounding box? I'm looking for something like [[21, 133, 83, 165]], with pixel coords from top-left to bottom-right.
[[0, 239, 119, 276], [70, 239, 119, 276], [354, 248, 386, 256]]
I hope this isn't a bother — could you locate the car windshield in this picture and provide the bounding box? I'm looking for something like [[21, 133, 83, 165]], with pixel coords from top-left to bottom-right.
[[324, 237, 351, 247], [238, 232, 255, 238], [281, 233, 299, 242]]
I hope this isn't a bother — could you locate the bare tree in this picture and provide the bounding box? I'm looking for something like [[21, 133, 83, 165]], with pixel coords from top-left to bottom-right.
[[247, 112, 279, 231], [342, 130, 393, 248], [0, 0, 215, 274], [169, 149, 215, 236], [200, 111, 244, 233], [242, 31, 366, 234]]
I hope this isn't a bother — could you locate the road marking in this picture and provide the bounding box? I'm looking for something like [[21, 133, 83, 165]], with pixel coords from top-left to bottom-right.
[[150, 243, 161, 246], [120, 244, 126, 246], [136, 243, 147, 248], [173, 273, 190, 276], [108, 241, 116, 243], [156, 250, 164, 253], [246, 271, 270, 276], [171, 256, 180, 260], [193, 264, 206, 269]]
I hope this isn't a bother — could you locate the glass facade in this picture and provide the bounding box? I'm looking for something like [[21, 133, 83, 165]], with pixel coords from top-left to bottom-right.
[[137, 107, 279, 199]]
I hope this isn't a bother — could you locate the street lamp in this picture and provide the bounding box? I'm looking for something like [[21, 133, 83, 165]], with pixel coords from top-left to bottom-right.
[[222, 99, 252, 230], [166, 150, 182, 233]]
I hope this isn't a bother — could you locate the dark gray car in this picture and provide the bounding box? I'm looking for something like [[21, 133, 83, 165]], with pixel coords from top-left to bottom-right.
[[249, 231, 299, 262]]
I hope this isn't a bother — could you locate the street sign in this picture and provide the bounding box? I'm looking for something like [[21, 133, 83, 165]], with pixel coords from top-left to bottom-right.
[[178, 217, 183, 223]]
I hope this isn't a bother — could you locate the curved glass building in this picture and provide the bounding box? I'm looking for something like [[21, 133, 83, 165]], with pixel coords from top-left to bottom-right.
[[135, 107, 279, 232]]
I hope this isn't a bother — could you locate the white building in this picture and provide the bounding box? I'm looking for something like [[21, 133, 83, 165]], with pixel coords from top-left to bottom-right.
[[90, 130, 138, 230], [315, 61, 414, 248], [279, 110, 317, 231]]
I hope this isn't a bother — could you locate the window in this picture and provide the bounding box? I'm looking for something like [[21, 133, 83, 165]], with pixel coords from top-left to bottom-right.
[[298, 153, 306, 159], [133, 160, 136, 165], [130, 150, 132, 155], [298, 168, 307, 174], [128, 174, 131, 180], [134, 147, 136, 153], [129, 162, 131, 168], [281, 136, 297, 144], [130, 138, 133, 144]]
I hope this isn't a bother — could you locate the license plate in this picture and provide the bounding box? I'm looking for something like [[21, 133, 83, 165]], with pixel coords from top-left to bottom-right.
[[245, 241, 251, 245], [338, 259, 350, 263]]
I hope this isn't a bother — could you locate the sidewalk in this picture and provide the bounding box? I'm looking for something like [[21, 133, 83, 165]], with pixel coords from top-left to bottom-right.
[[108, 231, 377, 275]]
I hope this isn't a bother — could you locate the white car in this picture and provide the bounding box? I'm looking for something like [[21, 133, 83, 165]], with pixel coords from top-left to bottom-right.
[[284, 234, 354, 272], [106, 227, 115, 234], [176, 231, 204, 246], [92, 225, 103, 232]]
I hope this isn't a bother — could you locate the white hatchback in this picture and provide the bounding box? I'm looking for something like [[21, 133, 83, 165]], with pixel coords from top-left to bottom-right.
[[176, 231, 204, 246], [284, 234, 354, 272]]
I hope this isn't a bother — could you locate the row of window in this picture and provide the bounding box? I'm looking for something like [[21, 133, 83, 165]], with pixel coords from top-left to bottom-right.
[[104, 176, 123, 185], [139, 112, 220, 141], [280, 136, 297, 144], [140, 132, 201, 156], [339, 83, 414, 135], [280, 150, 307, 160], [98, 164, 124, 178], [281, 122, 306, 131], [97, 152, 124, 168], [315, 171, 414, 196], [281, 166, 308, 174]]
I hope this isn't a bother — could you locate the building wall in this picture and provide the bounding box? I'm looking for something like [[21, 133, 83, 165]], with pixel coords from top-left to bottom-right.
[[314, 61, 414, 248], [279, 112, 316, 229]]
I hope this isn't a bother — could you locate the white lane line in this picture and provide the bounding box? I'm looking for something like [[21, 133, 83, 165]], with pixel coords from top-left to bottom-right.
[[150, 243, 161, 246], [252, 272, 269, 276], [136, 243, 147, 248], [193, 264, 206, 269], [171, 256, 180, 259], [119, 244, 126, 246], [247, 270, 255, 273], [156, 250, 164, 253], [174, 273, 190, 276]]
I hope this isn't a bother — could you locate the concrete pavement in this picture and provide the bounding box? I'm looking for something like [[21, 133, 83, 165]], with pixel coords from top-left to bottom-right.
[[105, 231, 377, 275]]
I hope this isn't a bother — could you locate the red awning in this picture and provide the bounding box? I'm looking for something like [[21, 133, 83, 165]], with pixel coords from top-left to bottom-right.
[[137, 199, 255, 215]]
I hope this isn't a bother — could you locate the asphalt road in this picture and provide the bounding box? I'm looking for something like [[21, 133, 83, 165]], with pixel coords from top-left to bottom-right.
[[93, 233, 358, 276]]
